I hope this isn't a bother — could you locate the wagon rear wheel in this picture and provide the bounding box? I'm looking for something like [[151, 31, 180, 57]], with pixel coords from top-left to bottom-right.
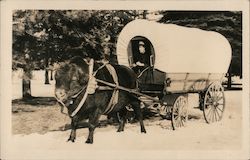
[[203, 82, 225, 123], [171, 96, 188, 130]]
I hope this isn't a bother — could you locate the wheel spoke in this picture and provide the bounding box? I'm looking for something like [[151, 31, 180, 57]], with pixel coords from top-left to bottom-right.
[[180, 119, 184, 127], [179, 120, 182, 127], [172, 96, 188, 129], [217, 103, 224, 106], [208, 90, 214, 98], [216, 96, 223, 103], [214, 108, 220, 121], [178, 120, 181, 127], [205, 106, 213, 120], [173, 107, 178, 115], [175, 119, 179, 128], [213, 108, 218, 121], [210, 108, 214, 122], [216, 105, 224, 112], [174, 115, 179, 121], [205, 96, 213, 105], [182, 115, 187, 122], [173, 110, 177, 115], [212, 87, 216, 97], [176, 101, 180, 108], [215, 89, 223, 97], [205, 101, 213, 105], [212, 107, 216, 122], [214, 107, 222, 120]]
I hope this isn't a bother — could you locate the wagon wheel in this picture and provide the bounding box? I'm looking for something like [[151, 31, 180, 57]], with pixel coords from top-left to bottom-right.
[[203, 82, 225, 123], [171, 96, 188, 130]]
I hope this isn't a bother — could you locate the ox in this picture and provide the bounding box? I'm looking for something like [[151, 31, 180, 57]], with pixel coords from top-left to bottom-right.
[[55, 57, 146, 144]]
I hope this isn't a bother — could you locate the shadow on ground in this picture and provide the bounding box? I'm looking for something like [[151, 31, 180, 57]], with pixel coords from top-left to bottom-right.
[[12, 97, 57, 106]]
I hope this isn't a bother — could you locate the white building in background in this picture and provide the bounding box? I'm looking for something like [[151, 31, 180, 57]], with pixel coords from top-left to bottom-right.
[[12, 69, 55, 100]]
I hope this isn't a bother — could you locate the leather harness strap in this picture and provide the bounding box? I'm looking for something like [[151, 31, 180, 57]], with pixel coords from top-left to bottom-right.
[[70, 60, 119, 117], [102, 64, 119, 114], [70, 59, 95, 117]]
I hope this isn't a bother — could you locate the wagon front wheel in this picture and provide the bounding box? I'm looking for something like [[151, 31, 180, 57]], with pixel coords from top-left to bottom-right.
[[171, 96, 188, 130], [203, 82, 225, 123]]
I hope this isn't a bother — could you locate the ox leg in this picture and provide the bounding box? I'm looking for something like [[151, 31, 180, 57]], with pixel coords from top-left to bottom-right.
[[131, 101, 146, 133], [68, 117, 78, 142], [85, 109, 101, 144], [117, 109, 127, 132]]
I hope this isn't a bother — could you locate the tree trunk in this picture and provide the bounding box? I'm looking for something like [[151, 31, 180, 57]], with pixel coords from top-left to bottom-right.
[[45, 57, 50, 84], [227, 73, 232, 89], [22, 52, 33, 99], [22, 71, 32, 99], [45, 69, 50, 84], [22, 79, 31, 99], [142, 10, 147, 19], [50, 70, 53, 80]]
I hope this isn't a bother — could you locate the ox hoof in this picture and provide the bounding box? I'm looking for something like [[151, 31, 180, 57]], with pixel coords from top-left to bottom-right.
[[141, 129, 147, 134], [67, 138, 75, 142], [117, 129, 124, 132], [85, 139, 93, 144]]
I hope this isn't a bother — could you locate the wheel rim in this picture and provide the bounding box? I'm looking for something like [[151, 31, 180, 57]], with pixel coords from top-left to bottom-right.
[[203, 82, 225, 123], [171, 96, 188, 130]]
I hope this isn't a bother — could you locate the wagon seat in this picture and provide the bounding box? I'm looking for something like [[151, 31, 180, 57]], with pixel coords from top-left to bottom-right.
[[129, 36, 166, 98]]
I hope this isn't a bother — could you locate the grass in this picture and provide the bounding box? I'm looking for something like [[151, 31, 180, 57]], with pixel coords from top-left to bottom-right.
[[12, 97, 71, 135], [12, 97, 204, 135], [12, 103, 71, 135], [12, 97, 58, 106]]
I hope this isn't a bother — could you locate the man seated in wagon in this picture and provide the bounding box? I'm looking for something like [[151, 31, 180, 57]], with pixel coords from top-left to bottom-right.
[[132, 41, 150, 68]]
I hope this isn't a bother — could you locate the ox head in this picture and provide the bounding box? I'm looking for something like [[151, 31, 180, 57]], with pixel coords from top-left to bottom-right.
[[54, 57, 89, 103]]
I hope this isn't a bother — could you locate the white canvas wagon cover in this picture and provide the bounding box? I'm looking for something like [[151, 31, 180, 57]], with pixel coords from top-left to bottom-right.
[[116, 19, 232, 73]]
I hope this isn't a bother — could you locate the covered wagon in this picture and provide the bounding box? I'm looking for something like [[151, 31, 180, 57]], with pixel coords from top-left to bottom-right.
[[116, 19, 232, 129]]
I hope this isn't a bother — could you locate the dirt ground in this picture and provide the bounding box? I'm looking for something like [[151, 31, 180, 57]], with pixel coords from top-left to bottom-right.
[[11, 90, 243, 152]]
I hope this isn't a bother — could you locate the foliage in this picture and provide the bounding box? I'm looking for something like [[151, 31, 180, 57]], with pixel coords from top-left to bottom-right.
[[12, 10, 163, 96], [13, 10, 241, 77], [12, 10, 145, 70]]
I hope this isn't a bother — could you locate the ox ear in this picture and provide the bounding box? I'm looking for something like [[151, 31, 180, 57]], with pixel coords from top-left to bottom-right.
[[83, 57, 91, 64], [83, 59, 89, 65]]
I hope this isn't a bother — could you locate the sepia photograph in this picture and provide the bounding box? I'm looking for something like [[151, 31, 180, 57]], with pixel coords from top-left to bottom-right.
[[1, 1, 249, 160]]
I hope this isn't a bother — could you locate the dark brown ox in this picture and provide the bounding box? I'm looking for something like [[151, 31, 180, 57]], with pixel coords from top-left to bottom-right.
[[55, 57, 146, 144]]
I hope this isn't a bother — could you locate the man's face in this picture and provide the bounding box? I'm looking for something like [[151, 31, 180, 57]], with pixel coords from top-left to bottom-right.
[[139, 45, 145, 54]]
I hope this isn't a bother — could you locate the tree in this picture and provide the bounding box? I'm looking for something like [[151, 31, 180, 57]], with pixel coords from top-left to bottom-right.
[[13, 10, 40, 98], [12, 10, 147, 98]]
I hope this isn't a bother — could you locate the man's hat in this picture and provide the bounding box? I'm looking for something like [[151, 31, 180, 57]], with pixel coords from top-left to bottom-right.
[[139, 41, 145, 46]]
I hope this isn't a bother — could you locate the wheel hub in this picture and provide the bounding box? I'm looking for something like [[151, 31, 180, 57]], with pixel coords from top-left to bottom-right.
[[213, 101, 217, 106]]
